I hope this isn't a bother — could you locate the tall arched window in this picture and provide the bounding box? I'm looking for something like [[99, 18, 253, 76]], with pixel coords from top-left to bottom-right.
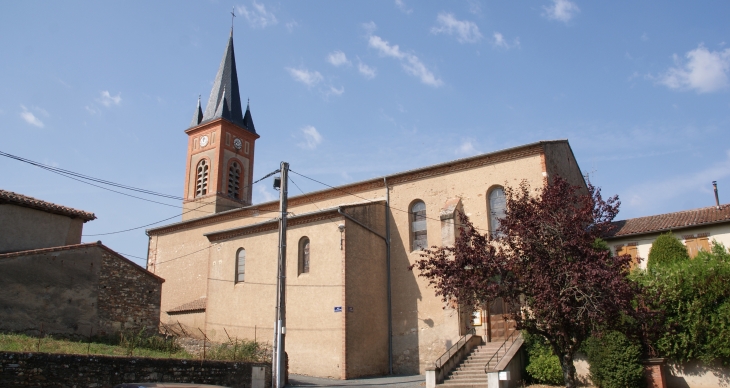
[[195, 159, 209, 197], [236, 248, 246, 283], [228, 161, 241, 199], [488, 187, 506, 237], [410, 200, 427, 251], [298, 237, 310, 275]]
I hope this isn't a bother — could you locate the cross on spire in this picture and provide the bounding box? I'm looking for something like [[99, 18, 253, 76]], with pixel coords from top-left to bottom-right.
[[231, 6, 236, 30]]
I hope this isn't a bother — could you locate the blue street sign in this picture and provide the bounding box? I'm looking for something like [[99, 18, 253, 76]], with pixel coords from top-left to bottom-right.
[[334, 306, 342, 313]]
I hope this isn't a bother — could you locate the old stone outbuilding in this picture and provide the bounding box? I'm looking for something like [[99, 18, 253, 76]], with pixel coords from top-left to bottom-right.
[[0, 189, 163, 338]]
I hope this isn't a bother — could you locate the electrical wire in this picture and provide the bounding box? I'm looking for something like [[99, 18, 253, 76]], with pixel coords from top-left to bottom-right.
[[82, 169, 281, 236]]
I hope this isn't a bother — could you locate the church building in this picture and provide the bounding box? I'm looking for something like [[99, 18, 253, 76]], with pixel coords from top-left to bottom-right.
[[145, 31, 586, 379]]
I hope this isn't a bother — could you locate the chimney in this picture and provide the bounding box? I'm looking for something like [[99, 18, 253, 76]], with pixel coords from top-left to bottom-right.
[[713, 181, 720, 209]]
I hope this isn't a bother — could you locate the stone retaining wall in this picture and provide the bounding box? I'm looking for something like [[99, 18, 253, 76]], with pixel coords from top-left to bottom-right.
[[0, 351, 270, 388]]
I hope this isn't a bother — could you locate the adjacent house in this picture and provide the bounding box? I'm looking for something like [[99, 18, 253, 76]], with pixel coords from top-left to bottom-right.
[[0, 189, 163, 338], [605, 204, 730, 268]]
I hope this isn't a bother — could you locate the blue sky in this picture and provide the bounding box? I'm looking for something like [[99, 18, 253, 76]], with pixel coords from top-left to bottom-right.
[[2, 1, 730, 266]]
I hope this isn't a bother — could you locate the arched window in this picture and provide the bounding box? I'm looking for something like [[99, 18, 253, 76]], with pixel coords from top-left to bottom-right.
[[299, 237, 310, 275], [236, 248, 246, 283], [410, 200, 427, 251], [488, 187, 506, 237], [195, 159, 209, 197], [228, 161, 241, 199]]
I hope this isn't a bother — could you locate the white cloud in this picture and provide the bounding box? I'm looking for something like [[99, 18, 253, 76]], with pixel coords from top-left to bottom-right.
[[395, 0, 412, 14], [493, 32, 520, 49], [286, 67, 323, 87], [236, 2, 277, 29], [286, 21, 298, 32], [431, 13, 482, 44], [327, 86, 345, 96], [456, 140, 478, 155], [641, 33, 649, 42], [19, 105, 44, 128], [255, 185, 277, 203], [85, 105, 100, 115], [659, 45, 730, 93], [624, 149, 730, 212], [358, 61, 377, 79], [98, 91, 121, 107], [368, 35, 443, 87], [543, 0, 580, 23], [327, 51, 350, 67], [362, 21, 377, 35], [299, 125, 323, 149], [468, 0, 482, 15]]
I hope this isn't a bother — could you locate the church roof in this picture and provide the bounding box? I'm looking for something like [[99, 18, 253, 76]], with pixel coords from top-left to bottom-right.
[[605, 204, 730, 239], [0, 189, 96, 221], [191, 30, 256, 134]]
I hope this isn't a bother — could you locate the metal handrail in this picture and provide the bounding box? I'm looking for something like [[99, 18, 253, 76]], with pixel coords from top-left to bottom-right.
[[434, 327, 476, 369], [483, 327, 519, 373]]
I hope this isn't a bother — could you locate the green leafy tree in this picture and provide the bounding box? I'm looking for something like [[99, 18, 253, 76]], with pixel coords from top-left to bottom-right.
[[583, 331, 645, 388], [524, 332, 564, 385], [647, 232, 690, 270], [637, 241, 730, 364]]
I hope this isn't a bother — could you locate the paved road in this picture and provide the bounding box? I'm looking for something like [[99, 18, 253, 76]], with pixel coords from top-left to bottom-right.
[[287, 374, 426, 388]]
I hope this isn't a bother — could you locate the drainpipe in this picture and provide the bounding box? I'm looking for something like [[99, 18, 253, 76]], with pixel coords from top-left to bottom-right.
[[384, 177, 393, 375]]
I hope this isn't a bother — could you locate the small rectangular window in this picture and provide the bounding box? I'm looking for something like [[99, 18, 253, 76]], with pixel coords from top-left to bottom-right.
[[193, 138, 199, 149], [211, 132, 216, 144], [226, 132, 231, 146], [244, 141, 250, 155]]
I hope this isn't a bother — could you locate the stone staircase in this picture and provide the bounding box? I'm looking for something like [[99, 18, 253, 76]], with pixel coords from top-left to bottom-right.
[[440, 338, 517, 387]]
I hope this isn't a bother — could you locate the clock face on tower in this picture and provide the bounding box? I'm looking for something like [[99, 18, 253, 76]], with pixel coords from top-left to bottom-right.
[[233, 138, 242, 150], [200, 135, 209, 147]]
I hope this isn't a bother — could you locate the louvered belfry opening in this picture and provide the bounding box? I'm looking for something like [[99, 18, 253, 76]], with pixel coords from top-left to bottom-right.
[[195, 159, 209, 197], [228, 162, 241, 199]]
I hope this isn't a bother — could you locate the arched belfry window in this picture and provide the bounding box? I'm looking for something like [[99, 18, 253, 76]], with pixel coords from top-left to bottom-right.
[[299, 237, 310, 275], [411, 200, 428, 251], [488, 187, 506, 237], [236, 248, 246, 283], [228, 162, 241, 199], [195, 159, 209, 197]]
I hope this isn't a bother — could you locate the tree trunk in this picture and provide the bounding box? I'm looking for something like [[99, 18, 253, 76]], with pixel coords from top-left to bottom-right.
[[560, 352, 577, 388]]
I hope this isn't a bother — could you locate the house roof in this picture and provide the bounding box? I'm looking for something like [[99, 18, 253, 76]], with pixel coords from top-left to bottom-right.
[[167, 297, 207, 314], [0, 189, 96, 221], [605, 204, 730, 239], [0, 241, 164, 283]]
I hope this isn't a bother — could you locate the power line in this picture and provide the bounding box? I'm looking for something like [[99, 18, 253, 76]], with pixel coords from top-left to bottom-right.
[[1, 150, 275, 213], [83, 169, 281, 236]]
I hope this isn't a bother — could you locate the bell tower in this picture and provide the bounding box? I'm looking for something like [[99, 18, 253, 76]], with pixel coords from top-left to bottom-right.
[[182, 30, 260, 221]]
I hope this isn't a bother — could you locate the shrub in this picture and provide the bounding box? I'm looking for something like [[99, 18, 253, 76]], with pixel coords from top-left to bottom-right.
[[647, 232, 689, 270], [583, 331, 644, 388], [637, 241, 730, 364], [524, 332, 564, 385]]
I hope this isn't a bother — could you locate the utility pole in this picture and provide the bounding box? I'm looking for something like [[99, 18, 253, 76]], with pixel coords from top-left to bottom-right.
[[272, 162, 289, 388]]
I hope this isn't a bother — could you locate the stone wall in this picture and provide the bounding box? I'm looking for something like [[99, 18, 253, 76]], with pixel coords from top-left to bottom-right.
[[98, 250, 163, 335], [0, 351, 270, 388]]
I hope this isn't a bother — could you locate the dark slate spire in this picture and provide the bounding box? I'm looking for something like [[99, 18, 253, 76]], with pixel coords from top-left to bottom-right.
[[243, 99, 257, 134], [201, 30, 247, 130], [190, 95, 203, 127]]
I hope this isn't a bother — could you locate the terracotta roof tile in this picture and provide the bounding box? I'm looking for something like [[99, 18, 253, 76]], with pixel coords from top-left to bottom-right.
[[168, 298, 207, 314], [0, 189, 96, 221], [606, 204, 730, 239]]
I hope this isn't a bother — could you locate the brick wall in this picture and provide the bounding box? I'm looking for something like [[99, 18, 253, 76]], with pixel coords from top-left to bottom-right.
[[97, 251, 163, 335], [0, 351, 270, 388]]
